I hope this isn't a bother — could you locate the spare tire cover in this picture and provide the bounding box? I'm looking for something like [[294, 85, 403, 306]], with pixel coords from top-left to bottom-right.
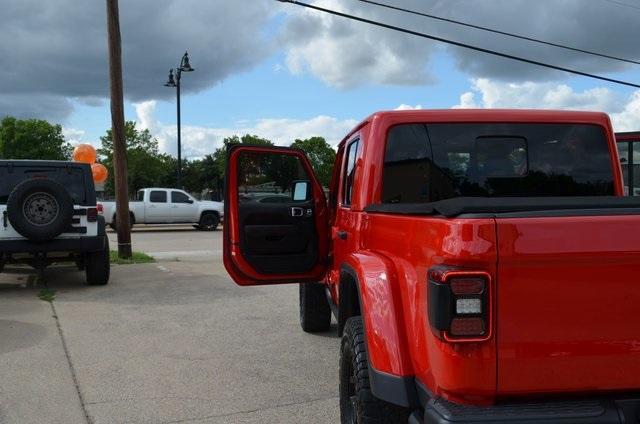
[[7, 179, 74, 242]]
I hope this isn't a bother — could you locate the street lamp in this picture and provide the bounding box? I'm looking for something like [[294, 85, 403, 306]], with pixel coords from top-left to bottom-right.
[[164, 51, 195, 189]]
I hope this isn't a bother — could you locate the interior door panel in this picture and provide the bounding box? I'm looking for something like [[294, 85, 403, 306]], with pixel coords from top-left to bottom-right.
[[223, 145, 329, 286], [239, 202, 317, 274]]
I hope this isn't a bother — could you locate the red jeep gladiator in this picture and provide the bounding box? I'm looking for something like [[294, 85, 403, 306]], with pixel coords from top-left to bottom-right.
[[224, 110, 640, 424]]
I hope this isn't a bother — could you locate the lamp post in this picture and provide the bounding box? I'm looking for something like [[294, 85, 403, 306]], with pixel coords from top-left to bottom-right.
[[164, 51, 195, 189]]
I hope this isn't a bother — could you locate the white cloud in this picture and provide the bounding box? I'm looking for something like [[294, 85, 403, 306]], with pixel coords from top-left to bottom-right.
[[282, 0, 436, 89], [280, 0, 640, 88], [454, 78, 640, 131], [61, 127, 102, 148], [134, 101, 357, 158], [395, 104, 423, 111]]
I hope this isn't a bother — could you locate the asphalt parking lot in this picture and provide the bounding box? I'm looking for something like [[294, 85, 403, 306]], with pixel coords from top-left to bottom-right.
[[0, 227, 340, 424]]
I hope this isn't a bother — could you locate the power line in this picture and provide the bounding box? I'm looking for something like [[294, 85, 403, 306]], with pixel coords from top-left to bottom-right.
[[354, 0, 640, 66], [602, 0, 640, 11], [276, 0, 640, 89]]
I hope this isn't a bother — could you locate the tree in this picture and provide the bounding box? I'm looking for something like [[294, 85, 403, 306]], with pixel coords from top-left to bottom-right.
[[99, 121, 173, 196], [208, 134, 275, 196], [290, 137, 336, 187], [0, 117, 72, 160]]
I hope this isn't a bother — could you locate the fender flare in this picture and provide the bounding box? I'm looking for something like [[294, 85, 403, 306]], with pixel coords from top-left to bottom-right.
[[340, 253, 419, 408]]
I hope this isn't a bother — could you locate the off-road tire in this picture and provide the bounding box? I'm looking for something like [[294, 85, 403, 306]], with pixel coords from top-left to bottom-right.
[[198, 212, 219, 231], [299, 282, 331, 332], [7, 179, 73, 242], [340, 317, 411, 424], [85, 237, 110, 285]]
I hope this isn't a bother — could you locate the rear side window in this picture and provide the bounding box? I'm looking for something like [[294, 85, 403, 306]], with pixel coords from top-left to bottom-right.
[[342, 140, 359, 206], [149, 190, 167, 203], [137, 190, 145, 201], [382, 123, 614, 203]]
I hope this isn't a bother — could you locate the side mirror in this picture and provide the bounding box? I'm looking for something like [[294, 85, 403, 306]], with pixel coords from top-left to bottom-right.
[[187, 199, 194, 204], [292, 180, 310, 202]]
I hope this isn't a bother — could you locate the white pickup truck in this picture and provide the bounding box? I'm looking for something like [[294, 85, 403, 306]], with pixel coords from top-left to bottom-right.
[[101, 188, 224, 231]]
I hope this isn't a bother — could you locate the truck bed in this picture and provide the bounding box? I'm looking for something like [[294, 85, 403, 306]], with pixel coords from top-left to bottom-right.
[[363, 196, 640, 402]]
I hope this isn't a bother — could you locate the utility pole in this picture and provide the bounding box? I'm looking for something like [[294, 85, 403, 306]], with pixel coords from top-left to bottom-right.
[[106, 0, 132, 258]]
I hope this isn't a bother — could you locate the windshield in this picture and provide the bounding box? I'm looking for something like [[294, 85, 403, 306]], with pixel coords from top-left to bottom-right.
[[382, 123, 615, 203]]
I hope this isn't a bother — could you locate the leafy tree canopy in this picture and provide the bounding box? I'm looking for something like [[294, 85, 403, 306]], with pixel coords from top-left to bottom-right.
[[99, 121, 173, 196], [0, 117, 72, 160], [290, 137, 336, 187]]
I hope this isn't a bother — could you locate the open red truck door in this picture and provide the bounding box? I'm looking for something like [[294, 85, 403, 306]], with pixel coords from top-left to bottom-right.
[[223, 145, 329, 286]]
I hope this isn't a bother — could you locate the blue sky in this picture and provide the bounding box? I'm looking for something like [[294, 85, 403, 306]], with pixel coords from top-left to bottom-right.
[[3, 0, 640, 156]]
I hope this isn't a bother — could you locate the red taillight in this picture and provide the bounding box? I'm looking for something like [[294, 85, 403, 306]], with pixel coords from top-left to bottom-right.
[[450, 317, 485, 337], [96, 203, 104, 214], [450, 277, 484, 295], [428, 267, 492, 343], [87, 208, 98, 222]]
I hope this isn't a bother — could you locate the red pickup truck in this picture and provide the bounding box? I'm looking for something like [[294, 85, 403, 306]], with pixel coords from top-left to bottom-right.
[[224, 110, 640, 424]]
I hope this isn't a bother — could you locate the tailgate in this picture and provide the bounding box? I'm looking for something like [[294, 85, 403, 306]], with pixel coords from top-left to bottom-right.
[[496, 214, 640, 396]]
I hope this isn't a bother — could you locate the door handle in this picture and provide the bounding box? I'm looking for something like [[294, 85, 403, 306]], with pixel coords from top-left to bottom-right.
[[291, 207, 312, 217]]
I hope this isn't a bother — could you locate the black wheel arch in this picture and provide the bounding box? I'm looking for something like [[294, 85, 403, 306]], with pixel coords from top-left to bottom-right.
[[338, 264, 362, 337], [338, 263, 420, 410], [199, 210, 220, 220]]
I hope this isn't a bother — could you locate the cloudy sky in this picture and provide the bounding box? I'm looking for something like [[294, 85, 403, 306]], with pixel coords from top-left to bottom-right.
[[2, 0, 640, 156]]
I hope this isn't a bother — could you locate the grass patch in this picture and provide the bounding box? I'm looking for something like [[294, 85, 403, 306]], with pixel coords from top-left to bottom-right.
[[38, 288, 56, 302], [109, 250, 155, 265]]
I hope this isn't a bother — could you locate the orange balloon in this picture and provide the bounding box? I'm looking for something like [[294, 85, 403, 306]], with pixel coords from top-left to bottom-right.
[[91, 163, 108, 184], [73, 144, 97, 164]]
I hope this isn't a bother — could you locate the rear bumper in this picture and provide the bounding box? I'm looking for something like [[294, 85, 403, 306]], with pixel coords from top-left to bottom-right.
[[414, 396, 640, 424], [0, 236, 106, 255]]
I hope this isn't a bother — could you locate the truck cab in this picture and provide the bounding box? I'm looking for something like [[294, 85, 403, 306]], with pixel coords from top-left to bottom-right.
[[224, 110, 640, 424], [102, 188, 223, 230]]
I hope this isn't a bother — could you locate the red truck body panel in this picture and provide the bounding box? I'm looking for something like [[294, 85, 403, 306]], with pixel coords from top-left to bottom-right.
[[496, 215, 640, 395], [361, 213, 499, 404], [224, 109, 640, 414]]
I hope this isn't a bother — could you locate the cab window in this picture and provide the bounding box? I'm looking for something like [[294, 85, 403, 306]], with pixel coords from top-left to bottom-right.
[[171, 191, 191, 203], [342, 139, 359, 206], [382, 123, 614, 203], [149, 190, 167, 203]]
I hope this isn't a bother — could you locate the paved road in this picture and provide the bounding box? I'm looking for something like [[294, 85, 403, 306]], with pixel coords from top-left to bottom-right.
[[0, 227, 340, 423], [107, 225, 222, 260]]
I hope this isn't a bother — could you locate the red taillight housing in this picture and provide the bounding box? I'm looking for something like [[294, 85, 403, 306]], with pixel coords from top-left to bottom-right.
[[87, 207, 98, 222], [96, 203, 104, 215], [428, 266, 492, 343]]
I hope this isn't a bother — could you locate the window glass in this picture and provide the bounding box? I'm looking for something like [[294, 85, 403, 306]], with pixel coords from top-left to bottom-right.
[[171, 191, 191, 203], [382, 123, 614, 203], [383, 126, 430, 203], [237, 151, 309, 203], [137, 190, 145, 201], [149, 190, 167, 203], [342, 140, 359, 206], [634, 142, 640, 196], [618, 141, 630, 195]]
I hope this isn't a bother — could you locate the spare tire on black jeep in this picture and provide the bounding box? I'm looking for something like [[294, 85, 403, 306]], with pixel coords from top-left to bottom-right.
[[7, 179, 74, 242]]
